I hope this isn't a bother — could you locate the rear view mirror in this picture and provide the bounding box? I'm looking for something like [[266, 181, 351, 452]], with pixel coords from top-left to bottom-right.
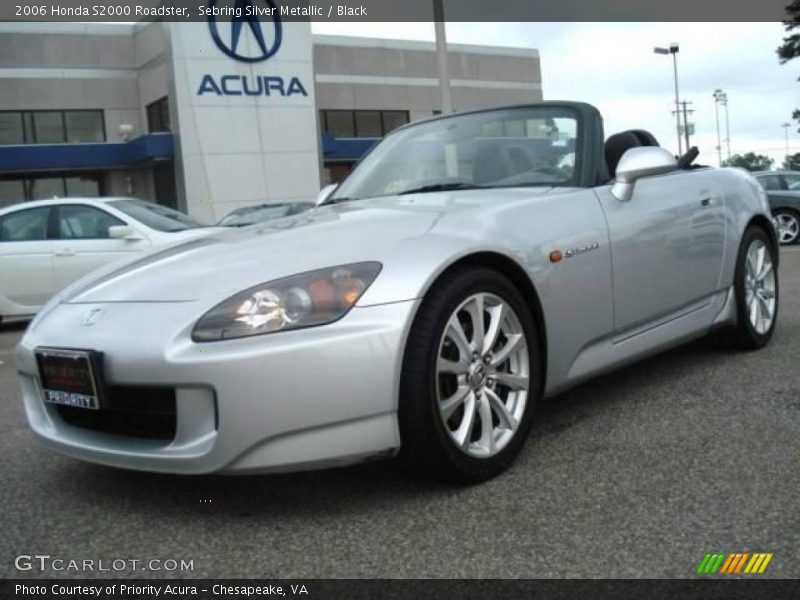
[[108, 225, 141, 240], [611, 147, 677, 201]]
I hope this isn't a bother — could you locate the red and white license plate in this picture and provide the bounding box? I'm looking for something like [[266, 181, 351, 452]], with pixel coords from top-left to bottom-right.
[[35, 347, 104, 410]]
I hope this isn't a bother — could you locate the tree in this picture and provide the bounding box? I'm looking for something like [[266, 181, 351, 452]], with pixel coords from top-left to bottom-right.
[[722, 153, 774, 171], [778, 0, 800, 61], [778, 1, 800, 130], [783, 152, 800, 170]]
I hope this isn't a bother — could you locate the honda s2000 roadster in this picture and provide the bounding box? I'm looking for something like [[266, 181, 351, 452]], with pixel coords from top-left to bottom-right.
[[15, 102, 779, 482]]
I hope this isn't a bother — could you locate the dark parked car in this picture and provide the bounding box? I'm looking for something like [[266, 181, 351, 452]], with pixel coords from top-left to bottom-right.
[[752, 170, 800, 245], [217, 202, 313, 227]]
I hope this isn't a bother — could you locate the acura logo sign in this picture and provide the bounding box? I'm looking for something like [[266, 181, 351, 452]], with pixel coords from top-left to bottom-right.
[[201, 0, 307, 97], [207, 0, 283, 63]]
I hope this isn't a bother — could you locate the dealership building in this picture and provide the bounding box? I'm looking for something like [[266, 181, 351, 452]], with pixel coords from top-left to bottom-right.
[[0, 21, 542, 222]]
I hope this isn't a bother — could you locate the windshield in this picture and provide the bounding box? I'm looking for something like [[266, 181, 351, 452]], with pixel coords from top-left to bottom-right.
[[218, 203, 312, 227], [331, 106, 579, 202], [108, 199, 206, 232]]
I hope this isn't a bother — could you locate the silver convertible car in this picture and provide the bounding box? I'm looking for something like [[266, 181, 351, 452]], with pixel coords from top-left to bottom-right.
[[15, 102, 779, 482]]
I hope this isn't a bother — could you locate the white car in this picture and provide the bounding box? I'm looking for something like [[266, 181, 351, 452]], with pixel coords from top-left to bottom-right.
[[0, 197, 213, 321]]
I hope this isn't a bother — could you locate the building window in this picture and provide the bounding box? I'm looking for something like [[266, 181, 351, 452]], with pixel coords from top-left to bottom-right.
[[355, 111, 382, 137], [0, 173, 103, 205], [153, 162, 178, 209], [32, 111, 65, 143], [29, 177, 67, 200], [65, 175, 102, 197], [382, 111, 409, 134], [23, 113, 33, 141], [0, 110, 105, 145], [0, 179, 26, 208], [146, 97, 171, 133], [64, 111, 105, 143], [0, 112, 24, 145], [322, 110, 355, 138], [323, 162, 356, 185], [320, 110, 410, 138]]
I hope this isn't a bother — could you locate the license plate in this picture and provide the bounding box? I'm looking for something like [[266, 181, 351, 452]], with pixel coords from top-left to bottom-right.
[[35, 347, 104, 410]]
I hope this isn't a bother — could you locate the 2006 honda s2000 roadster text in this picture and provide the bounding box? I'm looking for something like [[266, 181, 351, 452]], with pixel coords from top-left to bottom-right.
[[15, 103, 779, 482]]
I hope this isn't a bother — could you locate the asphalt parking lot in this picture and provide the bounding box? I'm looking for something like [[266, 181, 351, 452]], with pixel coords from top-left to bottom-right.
[[1, 250, 799, 580]]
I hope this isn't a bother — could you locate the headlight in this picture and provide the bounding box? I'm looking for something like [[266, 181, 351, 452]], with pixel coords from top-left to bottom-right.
[[192, 262, 382, 342]]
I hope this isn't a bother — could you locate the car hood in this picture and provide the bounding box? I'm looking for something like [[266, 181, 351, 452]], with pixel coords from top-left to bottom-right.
[[66, 188, 557, 305]]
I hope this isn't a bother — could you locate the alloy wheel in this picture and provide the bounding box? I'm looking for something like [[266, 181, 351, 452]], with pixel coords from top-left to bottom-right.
[[775, 212, 799, 245], [743, 239, 776, 335], [435, 292, 529, 458]]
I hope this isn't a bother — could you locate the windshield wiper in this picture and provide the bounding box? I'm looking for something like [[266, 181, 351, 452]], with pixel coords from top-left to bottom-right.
[[320, 196, 355, 206], [399, 182, 484, 195]]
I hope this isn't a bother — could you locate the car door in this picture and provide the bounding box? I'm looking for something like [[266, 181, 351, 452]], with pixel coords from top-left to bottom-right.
[[52, 204, 150, 293], [758, 174, 786, 193], [596, 169, 726, 334], [780, 172, 800, 194], [0, 205, 56, 310]]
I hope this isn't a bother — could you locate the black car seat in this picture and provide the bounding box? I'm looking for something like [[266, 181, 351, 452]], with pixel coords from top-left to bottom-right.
[[604, 131, 642, 179], [604, 129, 661, 179], [628, 129, 660, 148], [473, 141, 511, 184], [473, 141, 537, 185], [628, 128, 700, 169]]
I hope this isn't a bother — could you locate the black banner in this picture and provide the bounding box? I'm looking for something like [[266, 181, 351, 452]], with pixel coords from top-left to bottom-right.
[[0, 0, 793, 23], [3, 579, 800, 600]]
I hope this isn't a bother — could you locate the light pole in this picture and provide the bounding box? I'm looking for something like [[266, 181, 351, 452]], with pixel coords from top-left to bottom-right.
[[713, 89, 731, 161], [721, 91, 731, 160], [782, 122, 791, 167], [723, 94, 730, 160], [654, 43, 682, 155], [713, 89, 723, 166], [433, 0, 452, 114]]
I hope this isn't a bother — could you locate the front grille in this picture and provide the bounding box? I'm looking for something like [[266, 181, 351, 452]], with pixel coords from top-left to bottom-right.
[[55, 385, 177, 440]]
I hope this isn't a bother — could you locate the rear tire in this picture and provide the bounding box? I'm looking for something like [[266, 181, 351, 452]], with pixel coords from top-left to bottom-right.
[[398, 266, 541, 483], [727, 226, 778, 350]]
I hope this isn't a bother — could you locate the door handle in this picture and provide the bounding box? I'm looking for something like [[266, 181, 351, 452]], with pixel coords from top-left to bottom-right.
[[700, 197, 715, 208], [55, 249, 75, 256]]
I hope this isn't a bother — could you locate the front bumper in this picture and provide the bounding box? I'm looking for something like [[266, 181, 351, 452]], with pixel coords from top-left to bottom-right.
[[15, 299, 417, 474]]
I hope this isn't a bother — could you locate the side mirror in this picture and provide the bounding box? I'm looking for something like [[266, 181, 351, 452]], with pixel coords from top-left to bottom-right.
[[611, 146, 677, 201], [316, 183, 337, 206], [108, 225, 142, 240]]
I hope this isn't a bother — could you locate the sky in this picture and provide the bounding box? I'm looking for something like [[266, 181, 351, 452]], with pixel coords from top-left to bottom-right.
[[312, 22, 800, 168]]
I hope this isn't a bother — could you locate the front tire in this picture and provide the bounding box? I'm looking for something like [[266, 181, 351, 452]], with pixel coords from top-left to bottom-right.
[[398, 267, 541, 482], [728, 226, 779, 349]]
